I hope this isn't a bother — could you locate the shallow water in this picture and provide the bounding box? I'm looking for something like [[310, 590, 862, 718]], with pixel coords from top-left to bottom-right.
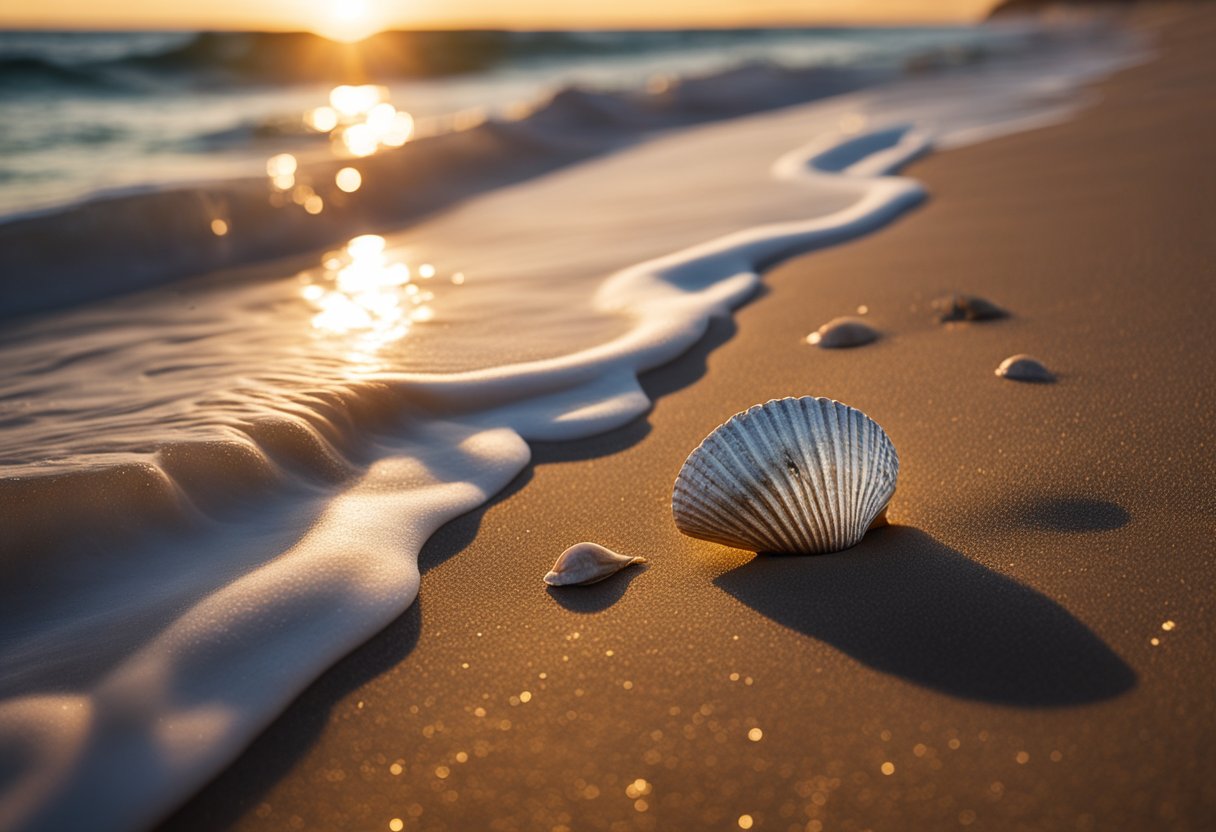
[[0, 22, 1141, 832]]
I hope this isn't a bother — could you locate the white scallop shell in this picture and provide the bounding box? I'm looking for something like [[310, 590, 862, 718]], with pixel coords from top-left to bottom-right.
[[672, 397, 898, 554], [544, 542, 647, 586]]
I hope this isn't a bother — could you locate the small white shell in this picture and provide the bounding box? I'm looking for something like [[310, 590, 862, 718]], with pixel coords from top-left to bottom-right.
[[806, 317, 879, 348], [672, 397, 898, 554], [544, 542, 647, 586], [995, 354, 1054, 382]]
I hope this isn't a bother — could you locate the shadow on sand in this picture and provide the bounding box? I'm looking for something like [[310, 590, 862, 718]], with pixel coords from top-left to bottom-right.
[[714, 526, 1136, 707], [1012, 496, 1130, 533], [546, 563, 650, 613]]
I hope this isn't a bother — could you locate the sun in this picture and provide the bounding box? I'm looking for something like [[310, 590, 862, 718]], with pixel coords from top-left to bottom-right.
[[313, 0, 384, 43]]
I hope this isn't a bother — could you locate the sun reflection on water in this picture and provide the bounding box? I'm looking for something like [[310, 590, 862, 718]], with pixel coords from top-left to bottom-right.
[[309, 85, 415, 157], [330, 85, 384, 117], [335, 166, 362, 193], [300, 234, 451, 364], [266, 153, 298, 191], [259, 86, 414, 222]]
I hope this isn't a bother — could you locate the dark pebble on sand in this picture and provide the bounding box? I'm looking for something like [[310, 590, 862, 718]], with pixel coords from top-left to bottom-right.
[[934, 293, 1007, 322]]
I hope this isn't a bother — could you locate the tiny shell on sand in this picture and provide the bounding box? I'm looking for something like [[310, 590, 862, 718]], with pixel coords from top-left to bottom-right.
[[544, 542, 647, 586], [996, 354, 1055, 382], [806, 316, 880, 348]]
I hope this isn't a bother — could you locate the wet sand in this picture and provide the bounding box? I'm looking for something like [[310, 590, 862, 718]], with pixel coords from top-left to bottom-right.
[[162, 7, 1216, 831]]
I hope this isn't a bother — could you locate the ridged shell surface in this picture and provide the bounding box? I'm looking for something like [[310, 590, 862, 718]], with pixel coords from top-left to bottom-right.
[[672, 397, 898, 554]]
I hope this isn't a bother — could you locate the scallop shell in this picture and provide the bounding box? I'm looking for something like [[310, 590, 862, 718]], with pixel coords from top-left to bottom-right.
[[544, 542, 647, 586], [672, 397, 898, 554]]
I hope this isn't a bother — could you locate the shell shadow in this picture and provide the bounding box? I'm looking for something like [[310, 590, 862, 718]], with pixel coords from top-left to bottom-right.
[[546, 563, 649, 614], [1013, 497, 1130, 533], [713, 527, 1136, 707]]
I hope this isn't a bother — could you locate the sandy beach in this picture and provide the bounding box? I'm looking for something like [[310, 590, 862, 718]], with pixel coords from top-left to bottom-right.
[[138, 6, 1216, 832]]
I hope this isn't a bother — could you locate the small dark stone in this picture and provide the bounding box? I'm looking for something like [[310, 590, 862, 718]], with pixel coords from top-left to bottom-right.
[[933, 293, 1008, 322]]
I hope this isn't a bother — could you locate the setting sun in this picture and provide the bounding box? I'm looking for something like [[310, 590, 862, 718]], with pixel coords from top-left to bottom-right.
[[313, 0, 382, 43]]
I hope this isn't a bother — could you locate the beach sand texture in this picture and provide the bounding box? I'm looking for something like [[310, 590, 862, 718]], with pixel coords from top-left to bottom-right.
[[159, 6, 1216, 832]]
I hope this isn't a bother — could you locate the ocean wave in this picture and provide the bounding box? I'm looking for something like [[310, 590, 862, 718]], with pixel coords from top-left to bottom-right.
[[0, 23, 1057, 220], [0, 27, 905, 91], [0, 31, 507, 89], [0, 55, 121, 91], [0, 60, 887, 319], [0, 22, 1127, 318]]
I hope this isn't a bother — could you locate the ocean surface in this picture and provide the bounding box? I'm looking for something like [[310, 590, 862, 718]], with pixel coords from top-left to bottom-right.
[[0, 20, 1140, 832], [1, 26, 1038, 218]]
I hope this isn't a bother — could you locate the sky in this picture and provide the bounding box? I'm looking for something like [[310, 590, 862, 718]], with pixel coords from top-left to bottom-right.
[[3, 1, 1002, 36]]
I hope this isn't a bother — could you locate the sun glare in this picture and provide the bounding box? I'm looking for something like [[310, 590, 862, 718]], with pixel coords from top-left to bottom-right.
[[314, 0, 382, 43], [301, 233, 451, 363]]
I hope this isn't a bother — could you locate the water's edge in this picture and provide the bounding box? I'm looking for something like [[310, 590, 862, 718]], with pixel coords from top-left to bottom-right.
[[0, 118, 930, 832], [0, 60, 890, 320]]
